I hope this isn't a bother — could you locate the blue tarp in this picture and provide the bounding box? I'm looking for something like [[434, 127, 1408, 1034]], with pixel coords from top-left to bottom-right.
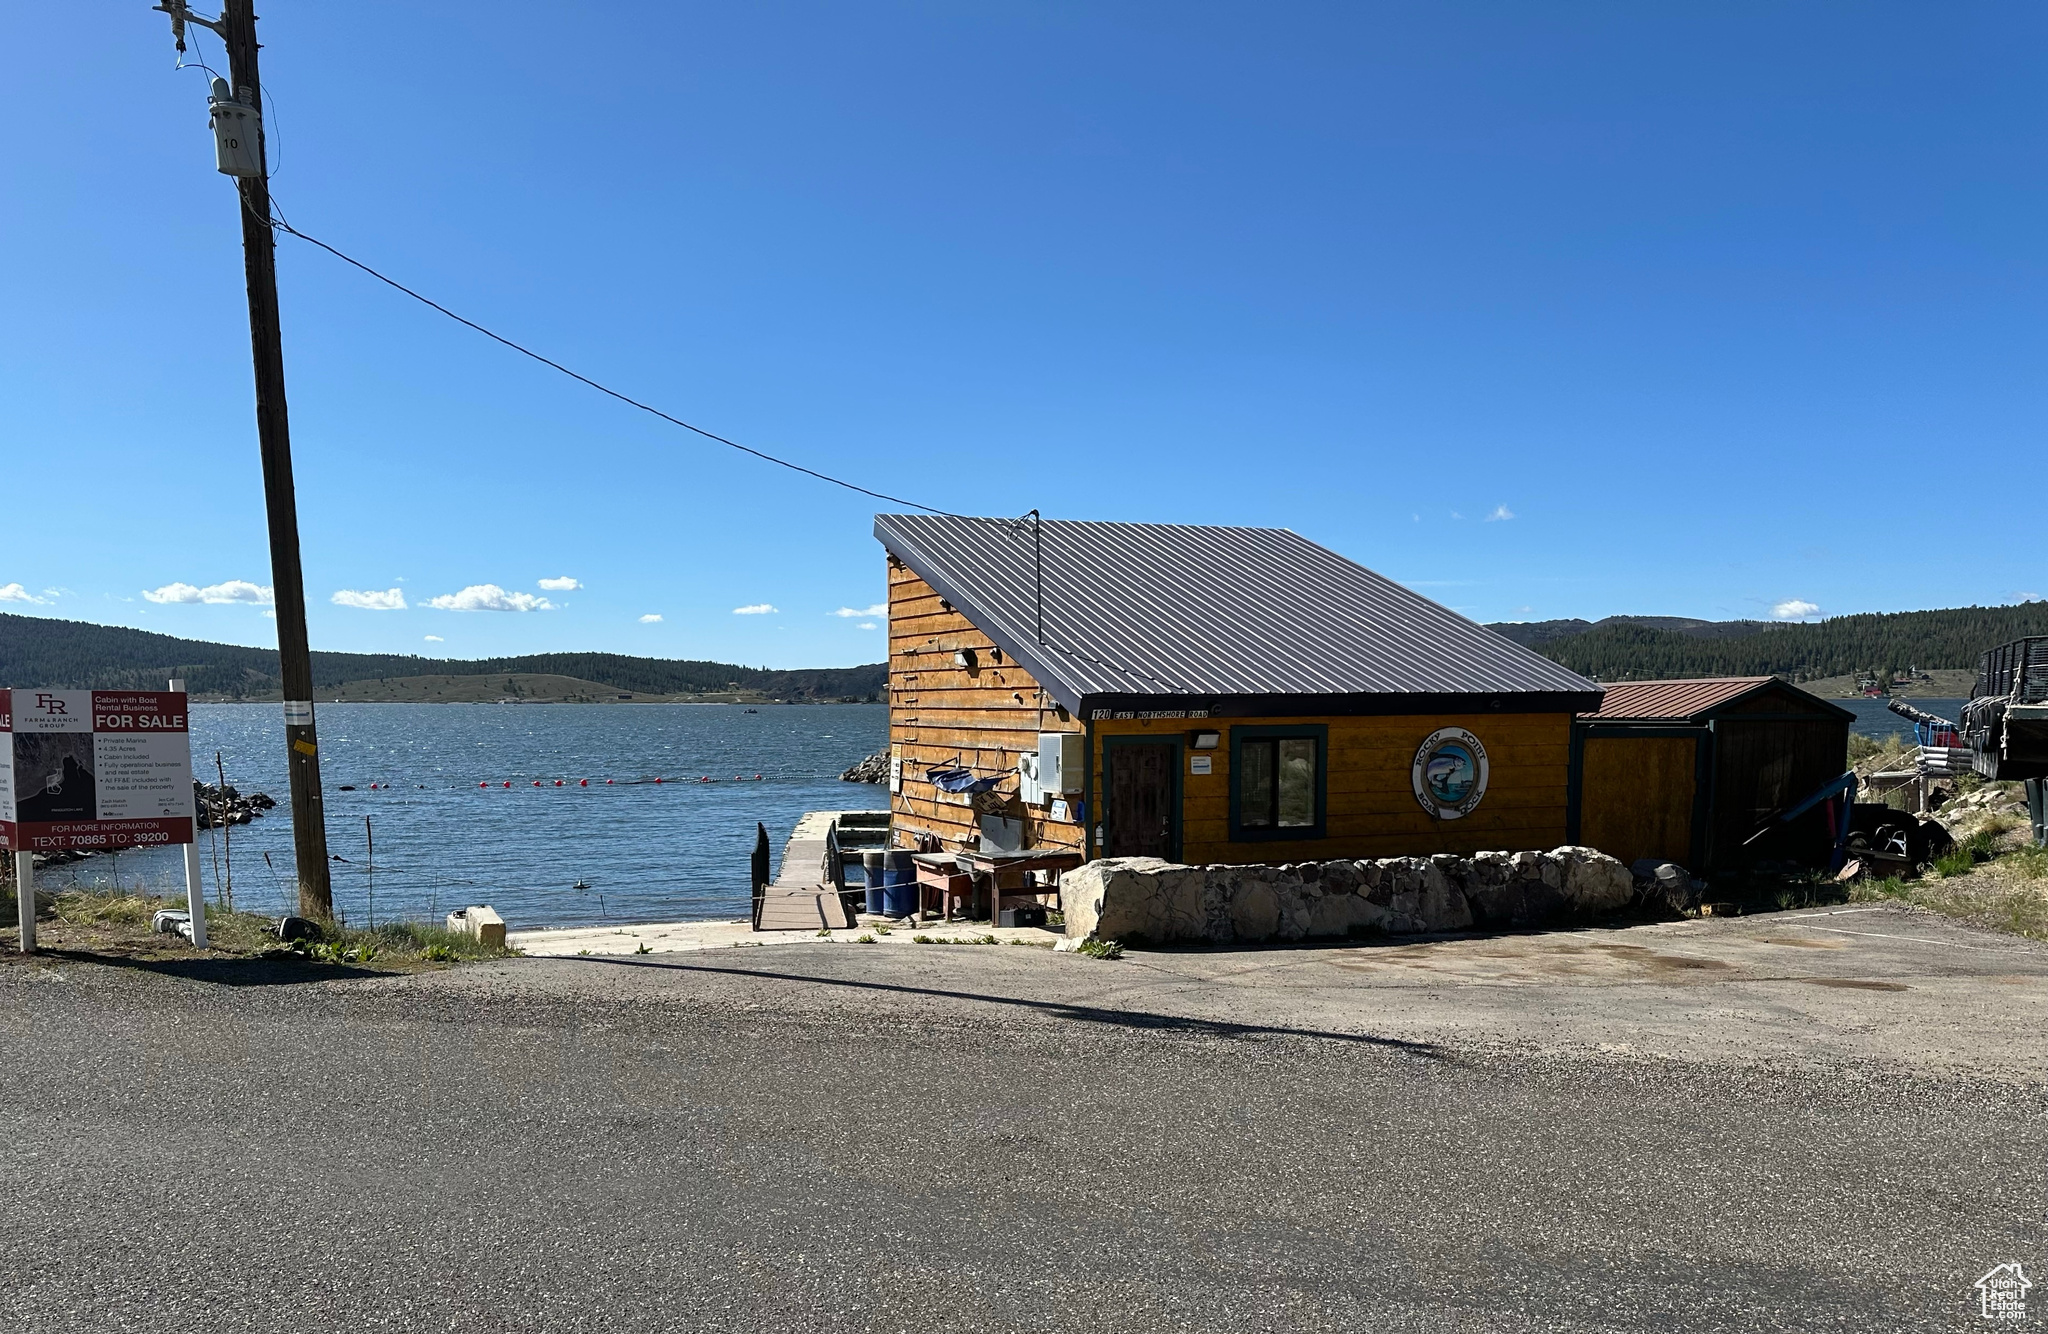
[[925, 765, 1004, 795]]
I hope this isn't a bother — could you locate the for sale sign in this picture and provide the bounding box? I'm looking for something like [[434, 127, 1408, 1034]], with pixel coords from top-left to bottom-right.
[[0, 689, 195, 852]]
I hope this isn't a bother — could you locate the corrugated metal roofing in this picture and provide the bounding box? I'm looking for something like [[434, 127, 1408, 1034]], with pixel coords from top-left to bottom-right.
[[1578, 677, 1777, 722], [875, 514, 1601, 711]]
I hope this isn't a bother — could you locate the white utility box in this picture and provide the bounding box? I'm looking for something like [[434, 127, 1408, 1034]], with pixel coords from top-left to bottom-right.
[[1017, 749, 1043, 804], [1038, 732, 1085, 794]]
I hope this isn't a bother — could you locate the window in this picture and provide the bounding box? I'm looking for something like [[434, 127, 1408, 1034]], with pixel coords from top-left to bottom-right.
[[1229, 725, 1327, 840]]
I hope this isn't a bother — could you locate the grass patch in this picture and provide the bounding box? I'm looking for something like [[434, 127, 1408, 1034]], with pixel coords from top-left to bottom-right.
[[1850, 866, 2048, 941], [1075, 937, 1125, 960], [0, 886, 514, 968]]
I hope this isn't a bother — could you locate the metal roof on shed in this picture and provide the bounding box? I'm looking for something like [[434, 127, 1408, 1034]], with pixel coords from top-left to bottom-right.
[[875, 514, 1601, 713], [1579, 677, 1853, 723]]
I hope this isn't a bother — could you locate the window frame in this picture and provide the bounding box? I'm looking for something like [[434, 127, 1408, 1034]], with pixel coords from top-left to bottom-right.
[[1227, 724, 1329, 842]]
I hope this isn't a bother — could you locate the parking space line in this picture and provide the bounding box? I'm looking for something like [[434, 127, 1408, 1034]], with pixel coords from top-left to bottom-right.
[[1792, 926, 2001, 952]]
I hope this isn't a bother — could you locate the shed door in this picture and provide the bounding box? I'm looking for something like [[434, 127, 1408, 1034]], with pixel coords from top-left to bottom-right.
[[1579, 734, 1697, 867], [1105, 743, 1178, 859]]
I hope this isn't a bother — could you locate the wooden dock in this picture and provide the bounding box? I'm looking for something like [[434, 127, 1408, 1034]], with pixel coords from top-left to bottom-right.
[[753, 811, 859, 932]]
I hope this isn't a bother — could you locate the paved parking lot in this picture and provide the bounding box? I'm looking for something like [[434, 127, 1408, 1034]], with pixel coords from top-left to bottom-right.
[[2, 903, 2041, 1332]]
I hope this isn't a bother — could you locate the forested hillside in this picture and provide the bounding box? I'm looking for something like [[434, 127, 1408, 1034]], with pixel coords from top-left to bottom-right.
[[1491, 604, 2048, 683], [0, 614, 885, 701]]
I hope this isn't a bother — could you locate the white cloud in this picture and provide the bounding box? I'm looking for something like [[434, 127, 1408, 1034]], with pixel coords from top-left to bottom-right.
[[1771, 598, 1822, 620], [423, 634, 444, 642], [857, 622, 877, 630], [639, 613, 663, 624], [833, 604, 887, 618], [1485, 504, 1515, 522], [144, 579, 274, 606], [733, 603, 778, 615], [538, 576, 582, 592], [1450, 511, 1465, 521], [0, 583, 49, 605], [425, 584, 555, 612], [330, 588, 407, 611]]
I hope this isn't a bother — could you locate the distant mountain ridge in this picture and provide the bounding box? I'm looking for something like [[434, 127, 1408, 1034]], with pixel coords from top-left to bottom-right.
[[0, 614, 885, 701], [1486, 616, 1773, 649], [1485, 604, 2048, 683]]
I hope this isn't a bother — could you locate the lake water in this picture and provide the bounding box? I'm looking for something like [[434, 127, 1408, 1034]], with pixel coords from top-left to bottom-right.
[[37, 694, 1954, 928], [36, 703, 887, 930], [1836, 697, 1968, 741]]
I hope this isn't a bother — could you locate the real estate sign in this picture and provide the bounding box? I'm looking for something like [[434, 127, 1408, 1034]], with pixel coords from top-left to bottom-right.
[[0, 689, 196, 853]]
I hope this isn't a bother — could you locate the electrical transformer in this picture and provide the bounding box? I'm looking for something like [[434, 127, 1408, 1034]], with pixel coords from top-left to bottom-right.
[[208, 78, 263, 178]]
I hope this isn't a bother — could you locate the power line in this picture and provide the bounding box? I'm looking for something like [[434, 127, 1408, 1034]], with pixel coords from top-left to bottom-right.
[[254, 207, 1196, 692], [257, 207, 968, 518]]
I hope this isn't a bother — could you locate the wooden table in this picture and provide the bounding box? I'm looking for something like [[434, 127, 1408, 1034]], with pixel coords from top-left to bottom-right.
[[916, 850, 1084, 923]]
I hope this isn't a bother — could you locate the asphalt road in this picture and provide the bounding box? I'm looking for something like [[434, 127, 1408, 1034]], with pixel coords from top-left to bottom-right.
[[2, 906, 2042, 1333]]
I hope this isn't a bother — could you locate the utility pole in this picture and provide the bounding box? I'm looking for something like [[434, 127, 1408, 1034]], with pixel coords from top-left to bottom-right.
[[160, 0, 332, 916]]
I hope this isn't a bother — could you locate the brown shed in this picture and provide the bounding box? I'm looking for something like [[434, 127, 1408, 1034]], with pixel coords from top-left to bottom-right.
[[1568, 677, 1853, 871]]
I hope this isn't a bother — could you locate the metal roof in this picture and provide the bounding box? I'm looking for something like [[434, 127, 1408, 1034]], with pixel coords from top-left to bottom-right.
[[874, 514, 1602, 714], [1578, 677, 1852, 723]]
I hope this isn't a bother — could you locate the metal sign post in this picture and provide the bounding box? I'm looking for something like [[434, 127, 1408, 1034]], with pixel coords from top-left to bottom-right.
[[12, 852, 31, 955], [168, 679, 208, 948]]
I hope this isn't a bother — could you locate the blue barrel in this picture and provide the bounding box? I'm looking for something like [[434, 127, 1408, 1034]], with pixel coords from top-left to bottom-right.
[[880, 851, 917, 919], [861, 851, 886, 915]]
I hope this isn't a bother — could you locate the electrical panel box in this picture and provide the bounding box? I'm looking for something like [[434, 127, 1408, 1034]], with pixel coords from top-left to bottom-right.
[[209, 79, 264, 178], [1017, 750, 1043, 804], [1038, 732, 1085, 795]]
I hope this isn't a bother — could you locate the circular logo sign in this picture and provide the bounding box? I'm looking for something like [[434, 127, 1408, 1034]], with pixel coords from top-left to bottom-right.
[[1412, 727, 1489, 820]]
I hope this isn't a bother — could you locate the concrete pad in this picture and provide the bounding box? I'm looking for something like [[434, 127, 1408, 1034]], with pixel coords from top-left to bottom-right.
[[509, 915, 1063, 956]]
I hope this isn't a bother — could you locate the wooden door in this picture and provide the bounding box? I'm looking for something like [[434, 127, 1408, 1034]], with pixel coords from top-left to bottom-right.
[[1106, 743, 1178, 859], [1578, 734, 1698, 867]]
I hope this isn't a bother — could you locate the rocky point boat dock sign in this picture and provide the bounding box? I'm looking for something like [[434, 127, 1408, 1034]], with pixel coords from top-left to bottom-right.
[[0, 689, 196, 852]]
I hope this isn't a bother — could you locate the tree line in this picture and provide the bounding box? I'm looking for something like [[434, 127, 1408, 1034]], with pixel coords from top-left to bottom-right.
[[1510, 604, 2048, 683], [0, 614, 886, 701]]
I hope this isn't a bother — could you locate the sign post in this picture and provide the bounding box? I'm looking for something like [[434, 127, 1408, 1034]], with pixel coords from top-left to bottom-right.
[[167, 680, 208, 948], [1, 688, 199, 954]]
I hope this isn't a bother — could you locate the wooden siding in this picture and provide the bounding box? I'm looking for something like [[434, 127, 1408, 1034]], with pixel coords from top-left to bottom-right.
[[1092, 712, 1574, 862], [887, 558, 1085, 853], [1577, 734, 1697, 866]]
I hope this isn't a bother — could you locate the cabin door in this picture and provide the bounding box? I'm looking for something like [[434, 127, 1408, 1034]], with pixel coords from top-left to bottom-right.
[[1105, 741, 1180, 860]]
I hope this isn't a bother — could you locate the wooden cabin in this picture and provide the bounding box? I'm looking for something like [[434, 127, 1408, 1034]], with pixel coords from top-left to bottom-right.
[[1568, 677, 1853, 871], [875, 515, 1603, 866]]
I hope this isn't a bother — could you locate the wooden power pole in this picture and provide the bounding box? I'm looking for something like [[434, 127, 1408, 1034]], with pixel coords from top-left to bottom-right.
[[217, 0, 333, 918]]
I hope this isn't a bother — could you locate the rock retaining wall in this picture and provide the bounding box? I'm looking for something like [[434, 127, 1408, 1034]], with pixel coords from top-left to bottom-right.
[[1060, 848, 1636, 945]]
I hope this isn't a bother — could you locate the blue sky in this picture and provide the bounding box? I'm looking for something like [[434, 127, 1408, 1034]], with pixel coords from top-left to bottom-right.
[[6, 2, 2042, 667]]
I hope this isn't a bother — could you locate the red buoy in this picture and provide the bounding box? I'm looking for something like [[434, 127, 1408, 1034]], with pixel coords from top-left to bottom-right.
[[533, 780, 542, 787], [479, 782, 487, 788], [580, 778, 589, 787], [554, 779, 564, 787], [654, 777, 662, 784], [503, 781, 512, 789], [606, 779, 614, 785]]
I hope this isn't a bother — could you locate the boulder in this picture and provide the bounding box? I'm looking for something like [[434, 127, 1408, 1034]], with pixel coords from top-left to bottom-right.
[[1629, 858, 1698, 913], [1552, 846, 1635, 914]]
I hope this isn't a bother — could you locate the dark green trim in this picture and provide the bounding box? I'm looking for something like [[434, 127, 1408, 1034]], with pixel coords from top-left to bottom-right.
[[1101, 733, 1183, 861], [1227, 723, 1329, 842], [1083, 717, 1096, 857], [1566, 725, 1584, 844]]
